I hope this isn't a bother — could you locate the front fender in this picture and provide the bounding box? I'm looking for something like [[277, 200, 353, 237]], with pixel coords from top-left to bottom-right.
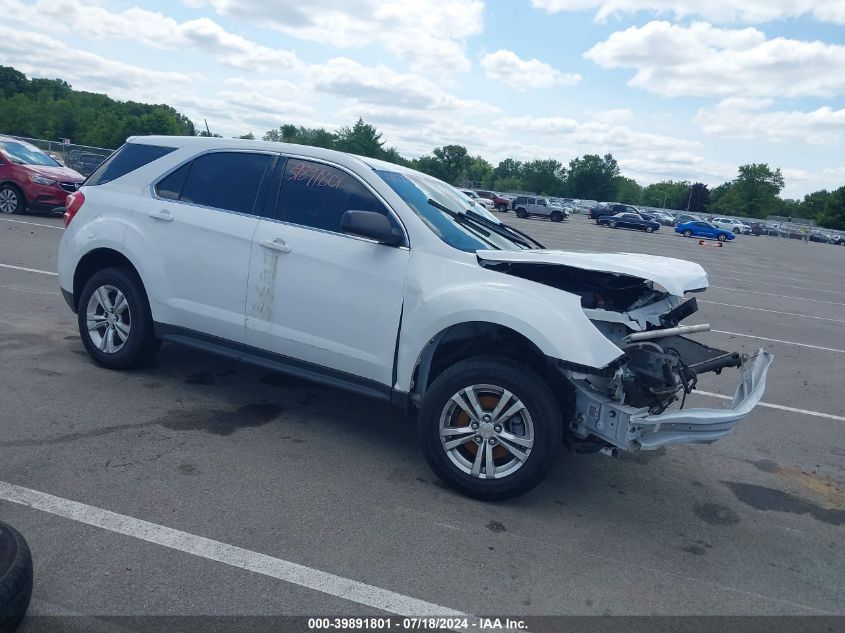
[[395, 250, 624, 392]]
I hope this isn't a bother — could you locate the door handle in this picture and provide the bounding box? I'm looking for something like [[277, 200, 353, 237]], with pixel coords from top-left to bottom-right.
[[259, 238, 291, 254], [149, 209, 174, 222]]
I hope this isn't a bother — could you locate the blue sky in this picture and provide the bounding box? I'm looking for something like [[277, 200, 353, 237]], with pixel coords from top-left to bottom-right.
[[1, 0, 843, 197]]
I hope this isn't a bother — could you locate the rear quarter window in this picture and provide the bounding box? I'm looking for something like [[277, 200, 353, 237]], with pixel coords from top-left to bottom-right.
[[85, 143, 176, 186]]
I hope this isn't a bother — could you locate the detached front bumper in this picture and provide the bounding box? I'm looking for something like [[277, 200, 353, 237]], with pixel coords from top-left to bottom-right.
[[570, 349, 774, 451]]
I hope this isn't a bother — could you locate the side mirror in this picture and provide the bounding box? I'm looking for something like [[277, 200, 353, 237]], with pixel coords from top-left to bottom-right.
[[340, 210, 403, 246]]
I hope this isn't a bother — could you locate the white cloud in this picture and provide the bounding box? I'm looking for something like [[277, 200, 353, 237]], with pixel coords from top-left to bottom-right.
[[0, 25, 194, 103], [696, 98, 845, 145], [480, 50, 581, 89], [531, 0, 845, 25], [307, 58, 498, 115], [0, 0, 302, 73], [589, 108, 634, 124], [781, 167, 845, 198], [585, 21, 845, 99], [191, 0, 484, 75]]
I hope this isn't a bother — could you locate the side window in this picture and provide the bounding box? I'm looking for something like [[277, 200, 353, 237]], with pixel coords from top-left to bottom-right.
[[515, 196, 526, 204], [155, 163, 190, 200], [527, 197, 536, 205], [538, 199, 547, 206], [277, 159, 393, 233], [180, 152, 273, 215], [86, 143, 175, 186]]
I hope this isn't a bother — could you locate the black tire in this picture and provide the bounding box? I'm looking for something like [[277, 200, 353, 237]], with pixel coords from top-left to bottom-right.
[[496, 204, 508, 213], [733, 228, 740, 234], [515, 208, 528, 219], [77, 267, 161, 369], [418, 357, 563, 501], [718, 233, 728, 242], [0, 184, 24, 215], [609, 221, 618, 229], [645, 226, 654, 233], [0, 522, 32, 633], [683, 230, 693, 238], [550, 211, 563, 222]]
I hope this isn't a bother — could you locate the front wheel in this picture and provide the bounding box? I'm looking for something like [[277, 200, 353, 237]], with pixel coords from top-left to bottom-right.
[[609, 221, 618, 229], [77, 268, 161, 369], [718, 233, 728, 242], [550, 211, 563, 222], [515, 208, 528, 219], [496, 204, 508, 213], [683, 229, 693, 238], [418, 357, 563, 500], [645, 226, 654, 233], [0, 184, 24, 215]]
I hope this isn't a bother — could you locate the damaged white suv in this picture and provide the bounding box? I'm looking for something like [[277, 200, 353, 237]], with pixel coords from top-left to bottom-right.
[[58, 137, 773, 500]]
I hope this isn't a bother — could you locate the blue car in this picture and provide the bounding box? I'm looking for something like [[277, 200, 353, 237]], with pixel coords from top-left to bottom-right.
[[675, 221, 735, 242]]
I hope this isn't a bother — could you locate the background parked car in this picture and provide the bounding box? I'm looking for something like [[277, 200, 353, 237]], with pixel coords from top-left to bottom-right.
[[0, 136, 84, 214], [589, 202, 639, 221], [460, 189, 495, 211], [653, 211, 676, 226], [474, 190, 512, 212], [712, 217, 745, 234], [672, 213, 703, 226], [513, 196, 567, 221], [598, 212, 660, 233], [675, 220, 735, 242]]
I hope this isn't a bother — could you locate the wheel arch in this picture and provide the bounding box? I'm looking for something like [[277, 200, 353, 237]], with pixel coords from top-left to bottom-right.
[[409, 321, 573, 414], [72, 248, 146, 312]]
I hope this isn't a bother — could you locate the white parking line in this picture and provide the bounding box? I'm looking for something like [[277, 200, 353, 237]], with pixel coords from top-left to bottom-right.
[[0, 481, 468, 618], [0, 217, 64, 230], [709, 275, 845, 296], [695, 391, 845, 422], [705, 266, 845, 288], [709, 286, 845, 307], [711, 329, 845, 354], [700, 300, 845, 324], [0, 263, 58, 276]]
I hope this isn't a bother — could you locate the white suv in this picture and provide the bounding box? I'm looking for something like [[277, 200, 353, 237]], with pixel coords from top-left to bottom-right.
[[711, 217, 745, 234], [58, 137, 772, 500]]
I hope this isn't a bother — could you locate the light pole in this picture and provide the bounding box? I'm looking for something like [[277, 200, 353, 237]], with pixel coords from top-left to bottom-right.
[[686, 185, 693, 212]]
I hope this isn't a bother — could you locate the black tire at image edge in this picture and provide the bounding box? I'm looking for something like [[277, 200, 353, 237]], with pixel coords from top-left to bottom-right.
[[0, 522, 33, 633]]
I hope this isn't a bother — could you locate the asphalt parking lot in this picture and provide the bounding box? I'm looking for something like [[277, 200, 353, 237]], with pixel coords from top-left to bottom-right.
[[0, 210, 843, 626]]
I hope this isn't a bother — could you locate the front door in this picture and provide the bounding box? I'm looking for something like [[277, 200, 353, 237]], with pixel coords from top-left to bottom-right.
[[245, 157, 409, 387]]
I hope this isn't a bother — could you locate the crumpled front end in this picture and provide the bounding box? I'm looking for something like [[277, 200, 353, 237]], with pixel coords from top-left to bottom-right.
[[568, 349, 773, 450], [478, 252, 774, 452]]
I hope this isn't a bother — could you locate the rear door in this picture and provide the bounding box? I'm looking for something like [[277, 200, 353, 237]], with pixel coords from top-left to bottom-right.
[[137, 150, 276, 343], [244, 157, 409, 387]]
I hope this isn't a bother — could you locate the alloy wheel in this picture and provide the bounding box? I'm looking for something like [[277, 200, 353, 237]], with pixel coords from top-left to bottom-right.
[[438, 384, 534, 480], [0, 188, 19, 214], [85, 285, 131, 353]]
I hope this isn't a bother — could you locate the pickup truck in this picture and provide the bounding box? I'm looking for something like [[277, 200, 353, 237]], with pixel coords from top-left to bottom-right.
[[58, 137, 773, 500]]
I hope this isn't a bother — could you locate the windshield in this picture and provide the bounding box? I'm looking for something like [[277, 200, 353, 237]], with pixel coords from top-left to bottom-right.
[[375, 169, 535, 252], [0, 140, 59, 167]]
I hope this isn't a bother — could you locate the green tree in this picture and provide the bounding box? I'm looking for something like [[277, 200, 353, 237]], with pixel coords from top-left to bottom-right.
[[414, 145, 471, 184], [521, 159, 565, 195], [565, 154, 620, 201], [335, 118, 385, 158], [613, 176, 643, 205], [462, 155, 494, 188], [641, 180, 690, 210], [729, 163, 785, 218]]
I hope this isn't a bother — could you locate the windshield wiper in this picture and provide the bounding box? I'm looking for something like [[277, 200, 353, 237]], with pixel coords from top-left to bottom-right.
[[464, 210, 544, 249], [425, 198, 502, 249]]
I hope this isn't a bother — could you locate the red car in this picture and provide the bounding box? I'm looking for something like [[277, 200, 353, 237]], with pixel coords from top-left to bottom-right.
[[474, 190, 512, 212], [0, 136, 85, 215]]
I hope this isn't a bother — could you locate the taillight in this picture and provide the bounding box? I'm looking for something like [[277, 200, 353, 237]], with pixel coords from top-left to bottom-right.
[[64, 191, 85, 227]]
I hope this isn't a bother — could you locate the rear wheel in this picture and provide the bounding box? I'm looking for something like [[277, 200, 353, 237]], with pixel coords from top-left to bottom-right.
[[0, 185, 23, 215], [609, 221, 618, 229], [683, 229, 693, 238], [515, 208, 528, 219], [77, 268, 161, 369], [496, 204, 508, 213], [550, 211, 563, 222], [645, 226, 654, 233], [718, 233, 728, 242], [0, 522, 32, 633], [418, 357, 563, 500]]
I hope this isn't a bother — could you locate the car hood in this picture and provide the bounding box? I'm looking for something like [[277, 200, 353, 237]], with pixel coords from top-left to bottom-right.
[[26, 165, 85, 182], [477, 249, 709, 296]]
